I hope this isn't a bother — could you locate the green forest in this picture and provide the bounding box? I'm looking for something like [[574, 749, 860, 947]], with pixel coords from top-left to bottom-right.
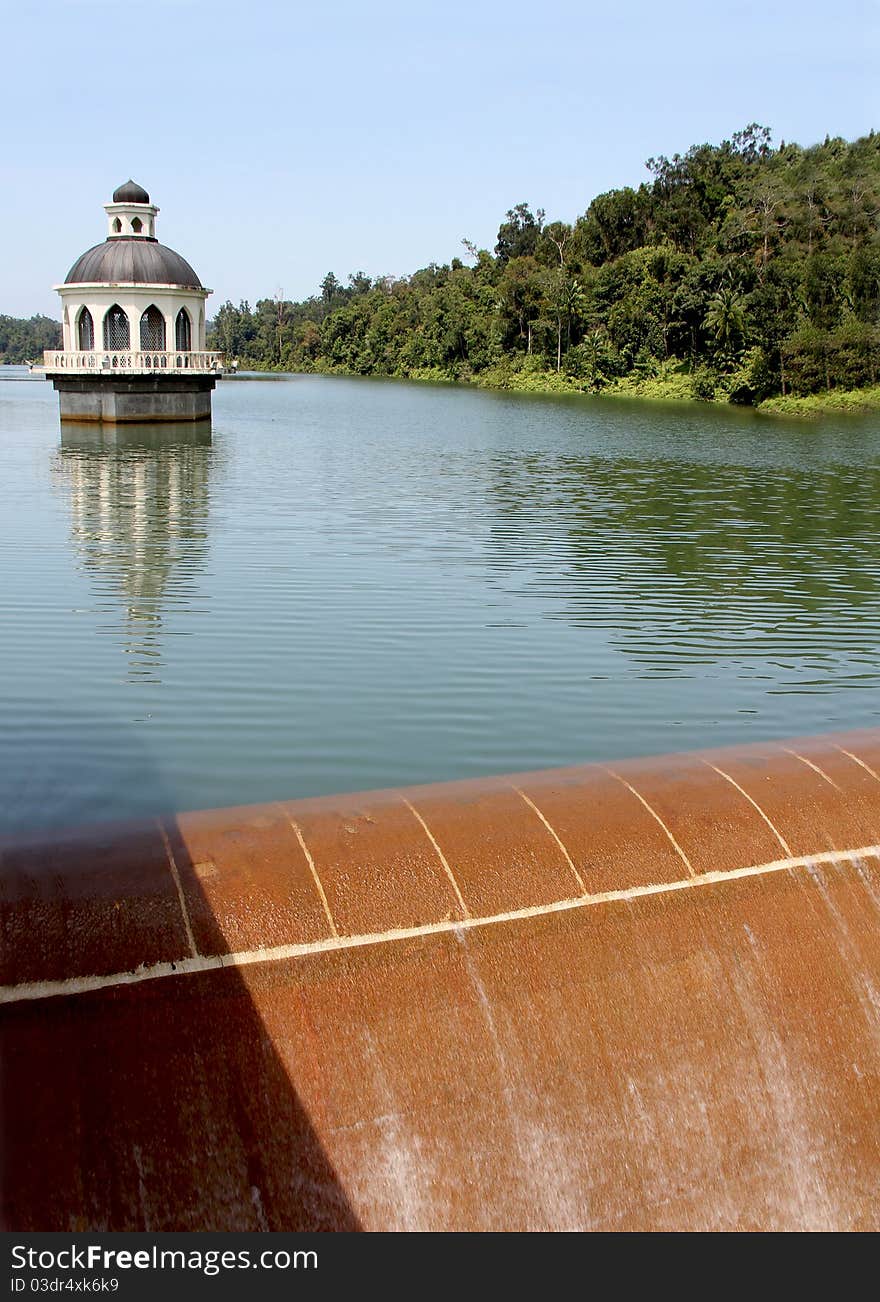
[[209, 126, 880, 406], [5, 128, 879, 406], [0, 315, 60, 365]]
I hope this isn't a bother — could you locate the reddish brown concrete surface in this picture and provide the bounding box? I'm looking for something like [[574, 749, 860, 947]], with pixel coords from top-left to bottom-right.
[[2, 730, 880, 1231]]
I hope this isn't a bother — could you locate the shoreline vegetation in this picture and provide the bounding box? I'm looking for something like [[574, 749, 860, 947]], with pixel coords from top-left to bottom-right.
[[4, 126, 879, 419], [419, 363, 880, 417], [756, 384, 880, 416], [3, 352, 878, 420], [312, 359, 880, 417]]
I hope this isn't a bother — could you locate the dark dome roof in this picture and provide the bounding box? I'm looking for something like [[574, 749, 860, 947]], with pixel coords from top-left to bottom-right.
[[113, 179, 150, 203], [64, 239, 202, 288]]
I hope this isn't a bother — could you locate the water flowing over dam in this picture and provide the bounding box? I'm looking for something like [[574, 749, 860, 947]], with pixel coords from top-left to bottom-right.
[[3, 729, 880, 1231]]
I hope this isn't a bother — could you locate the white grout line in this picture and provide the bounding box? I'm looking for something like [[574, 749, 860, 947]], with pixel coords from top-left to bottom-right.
[[156, 819, 198, 959], [5, 844, 877, 1007], [783, 748, 842, 791], [278, 808, 338, 938], [834, 744, 880, 785], [512, 786, 587, 896], [701, 760, 793, 857], [603, 769, 696, 878], [400, 796, 470, 919]]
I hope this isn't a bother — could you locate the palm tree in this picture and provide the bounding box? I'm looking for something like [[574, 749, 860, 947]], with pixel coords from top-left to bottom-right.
[[704, 285, 747, 356]]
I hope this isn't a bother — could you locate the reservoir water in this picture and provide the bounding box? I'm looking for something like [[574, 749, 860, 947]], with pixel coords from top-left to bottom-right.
[[2, 367, 880, 836]]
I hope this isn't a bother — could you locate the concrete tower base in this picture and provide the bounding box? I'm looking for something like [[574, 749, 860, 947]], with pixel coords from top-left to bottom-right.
[[52, 375, 217, 423]]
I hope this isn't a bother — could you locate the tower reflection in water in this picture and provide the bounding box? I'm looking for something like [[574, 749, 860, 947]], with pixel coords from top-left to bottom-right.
[[57, 420, 214, 684]]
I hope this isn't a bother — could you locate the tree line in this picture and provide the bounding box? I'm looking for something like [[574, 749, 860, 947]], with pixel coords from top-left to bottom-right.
[[0, 315, 61, 364], [209, 126, 880, 403], [4, 129, 878, 403]]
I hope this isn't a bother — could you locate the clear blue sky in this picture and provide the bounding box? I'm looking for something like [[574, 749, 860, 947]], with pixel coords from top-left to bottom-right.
[[2, 0, 877, 318]]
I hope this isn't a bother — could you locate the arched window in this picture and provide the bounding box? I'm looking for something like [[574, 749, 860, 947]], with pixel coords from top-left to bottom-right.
[[103, 304, 130, 350], [139, 305, 166, 351], [175, 307, 192, 352], [130, 216, 142, 234], [77, 307, 95, 351], [112, 218, 122, 233]]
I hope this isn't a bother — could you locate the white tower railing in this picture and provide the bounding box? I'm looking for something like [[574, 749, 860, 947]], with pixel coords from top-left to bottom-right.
[[43, 350, 225, 376]]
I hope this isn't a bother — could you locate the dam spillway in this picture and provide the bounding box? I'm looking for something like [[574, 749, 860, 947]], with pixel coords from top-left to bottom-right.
[[2, 729, 880, 1231]]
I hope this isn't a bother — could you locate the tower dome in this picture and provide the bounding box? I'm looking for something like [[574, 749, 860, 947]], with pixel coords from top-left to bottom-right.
[[112, 179, 150, 204], [64, 242, 203, 289]]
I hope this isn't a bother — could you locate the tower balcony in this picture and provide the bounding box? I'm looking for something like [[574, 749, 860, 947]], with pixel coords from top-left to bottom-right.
[[43, 349, 225, 376]]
